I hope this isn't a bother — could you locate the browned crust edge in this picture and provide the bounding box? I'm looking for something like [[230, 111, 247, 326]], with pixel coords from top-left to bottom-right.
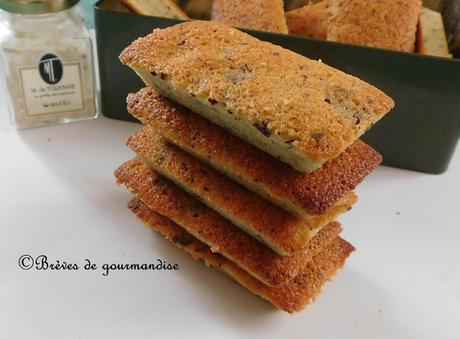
[[126, 87, 381, 215], [128, 197, 354, 313], [115, 158, 342, 287], [126, 126, 356, 255]]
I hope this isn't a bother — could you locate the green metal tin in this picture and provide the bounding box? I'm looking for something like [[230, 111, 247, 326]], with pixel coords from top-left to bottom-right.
[[94, 2, 460, 174]]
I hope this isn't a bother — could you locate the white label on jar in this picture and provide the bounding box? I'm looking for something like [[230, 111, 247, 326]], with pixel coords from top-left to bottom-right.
[[18, 54, 84, 116]]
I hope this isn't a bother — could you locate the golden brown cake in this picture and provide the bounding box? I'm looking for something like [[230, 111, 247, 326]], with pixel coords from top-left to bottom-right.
[[211, 0, 288, 34], [327, 0, 422, 52], [127, 126, 356, 255], [417, 7, 452, 58], [286, 1, 329, 39], [126, 87, 381, 216], [119, 21, 394, 172], [115, 158, 342, 287], [129, 198, 354, 313], [182, 0, 212, 19], [120, 0, 189, 19]]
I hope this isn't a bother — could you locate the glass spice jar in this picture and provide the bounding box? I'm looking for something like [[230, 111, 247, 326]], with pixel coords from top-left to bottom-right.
[[0, 0, 97, 129]]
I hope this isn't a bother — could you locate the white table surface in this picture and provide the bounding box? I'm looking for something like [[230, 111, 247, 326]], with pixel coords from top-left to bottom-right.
[[1, 99, 459, 339]]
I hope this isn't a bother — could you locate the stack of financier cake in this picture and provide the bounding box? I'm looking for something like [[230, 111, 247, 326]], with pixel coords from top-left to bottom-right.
[[115, 21, 394, 313]]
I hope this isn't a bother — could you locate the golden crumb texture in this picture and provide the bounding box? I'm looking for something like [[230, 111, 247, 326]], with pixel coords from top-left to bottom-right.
[[126, 126, 356, 255], [120, 0, 189, 19], [286, 1, 329, 39], [127, 87, 380, 216], [115, 158, 343, 287], [327, 0, 422, 52], [120, 21, 394, 166], [129, 198, 354, 313], [211, 0, 288, 34]]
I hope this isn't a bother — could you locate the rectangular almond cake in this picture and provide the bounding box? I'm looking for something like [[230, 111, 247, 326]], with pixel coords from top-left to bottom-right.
[[129, 198, 354, 313], [119, 21, 394, 172], [116, 21, 393, 313], [126, 126, 356, 255], [127, 87, 382, 217]]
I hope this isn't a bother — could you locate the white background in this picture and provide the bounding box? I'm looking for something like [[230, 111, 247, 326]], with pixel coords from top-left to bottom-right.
[[1, 47, 459, 339]]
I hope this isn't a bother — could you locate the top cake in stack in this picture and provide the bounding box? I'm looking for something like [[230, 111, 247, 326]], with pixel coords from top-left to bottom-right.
[[116, 21, 394, 312], [120, 21, 393, 172]]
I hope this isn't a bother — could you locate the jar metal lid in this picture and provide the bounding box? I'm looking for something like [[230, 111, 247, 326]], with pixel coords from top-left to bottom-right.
[[0, 0, 79, 14]]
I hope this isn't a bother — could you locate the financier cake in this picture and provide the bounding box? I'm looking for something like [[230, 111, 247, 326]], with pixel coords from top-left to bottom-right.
[[127, 87, 382, 217], [129, 198, 354, 313], [119, 20, 394, 172], [211, 0, 288, 34], [126, 126, 356, 255], [286, 1, 329, 39], [327, 0, 422, 52], [115, 158, 345, 287], [116, 21, 393, 312]]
